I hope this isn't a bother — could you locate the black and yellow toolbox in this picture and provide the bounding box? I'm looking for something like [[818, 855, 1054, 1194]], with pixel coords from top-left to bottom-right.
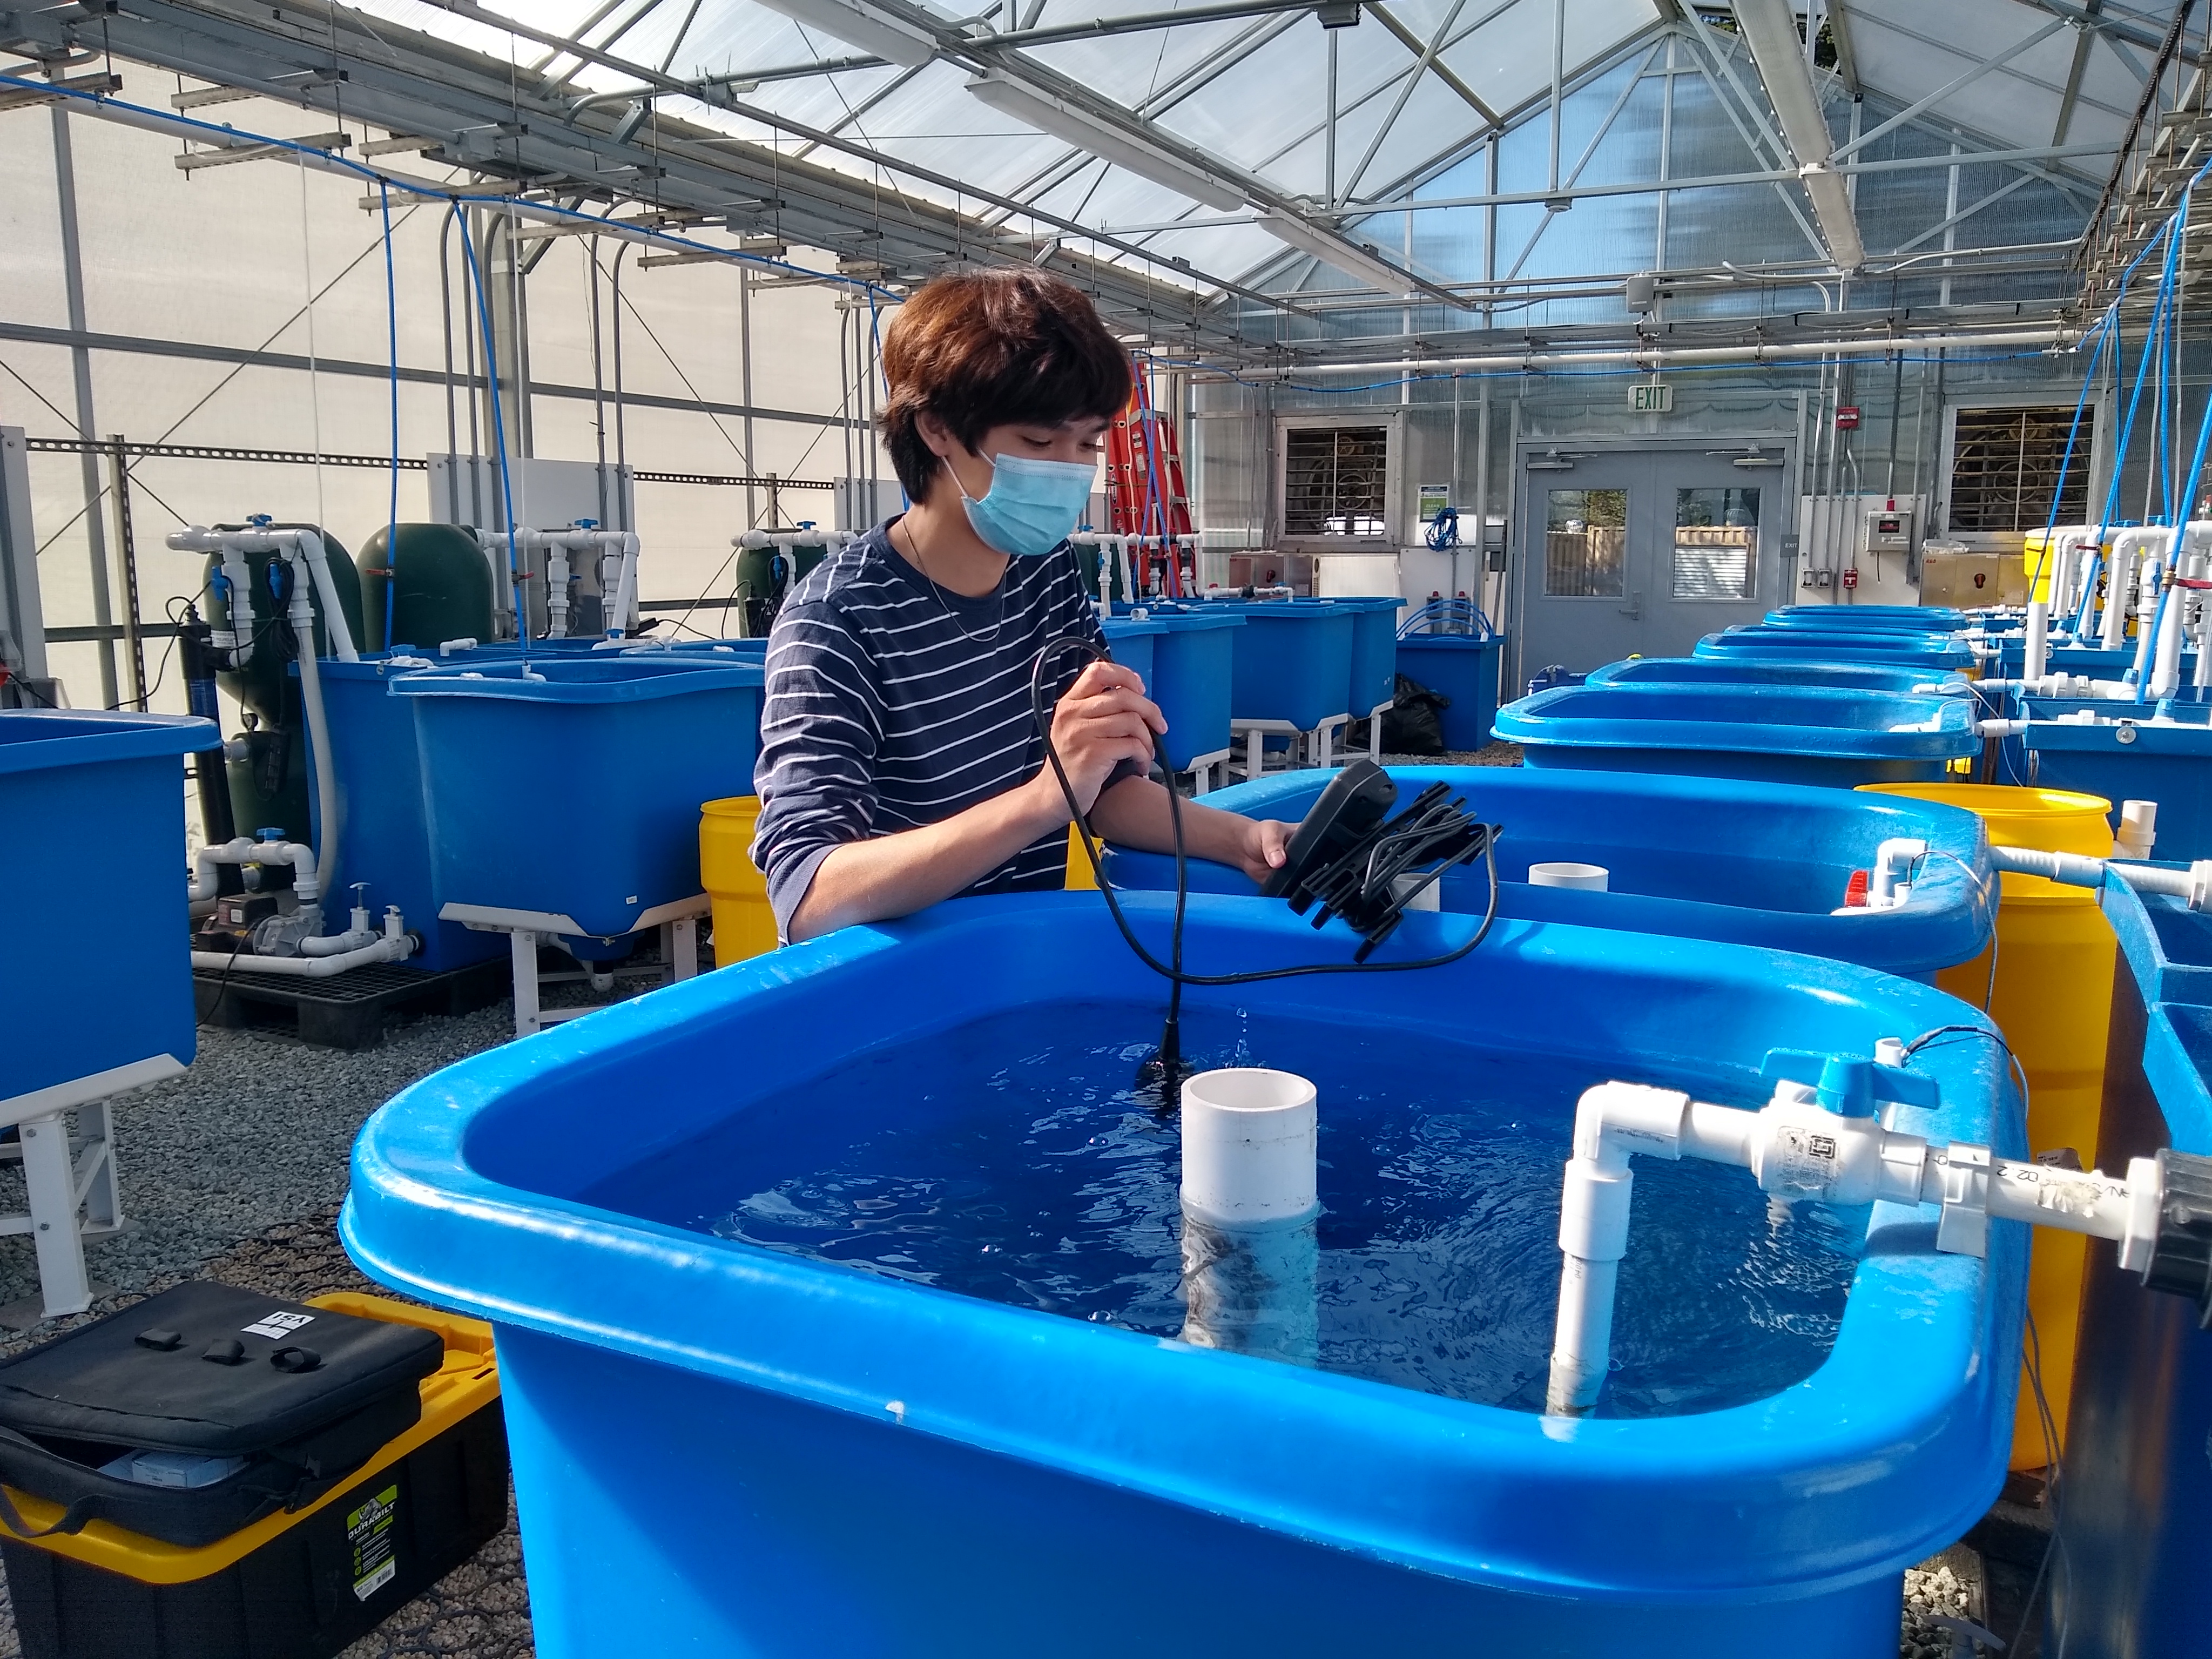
[[0, 1284, 507, 1659]]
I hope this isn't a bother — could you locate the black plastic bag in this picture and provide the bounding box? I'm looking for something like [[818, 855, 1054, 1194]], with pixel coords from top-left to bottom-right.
[[1379, 672, 1450, 755]]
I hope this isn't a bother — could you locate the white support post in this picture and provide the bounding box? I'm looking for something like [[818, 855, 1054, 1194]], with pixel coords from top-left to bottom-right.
[[666, 914, 699, 983], [18, 1113, 91, 1318], [509, 927, 541, 1039]]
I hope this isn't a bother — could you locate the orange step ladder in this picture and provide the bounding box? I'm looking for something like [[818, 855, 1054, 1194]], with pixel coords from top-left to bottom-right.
[[1104, 371, 1192, 597]]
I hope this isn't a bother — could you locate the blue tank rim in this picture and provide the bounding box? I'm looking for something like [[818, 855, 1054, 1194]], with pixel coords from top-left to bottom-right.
[[0, 708, 218, 774], [1495, 682, 1981, 759], [389, 656, 765, 703], [1100, 765, 1995, 977], [342, 889, 2019, 1606]]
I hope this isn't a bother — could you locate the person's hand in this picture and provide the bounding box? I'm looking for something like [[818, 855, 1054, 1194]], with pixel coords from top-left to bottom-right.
[[1233, 818, 1292, 885], [1031, 660, 1166, 819]]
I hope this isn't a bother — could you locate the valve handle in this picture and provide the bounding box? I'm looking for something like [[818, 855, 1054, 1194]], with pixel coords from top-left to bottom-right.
[[1761, 1048, 1941, 1115]]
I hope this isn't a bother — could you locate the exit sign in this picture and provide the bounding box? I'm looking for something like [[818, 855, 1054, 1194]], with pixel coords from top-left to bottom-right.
[[1629, 383, 1673, 413]]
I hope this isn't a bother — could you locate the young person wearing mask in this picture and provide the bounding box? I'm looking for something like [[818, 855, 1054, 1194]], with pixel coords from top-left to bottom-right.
[[752, 268, 1289, 943]]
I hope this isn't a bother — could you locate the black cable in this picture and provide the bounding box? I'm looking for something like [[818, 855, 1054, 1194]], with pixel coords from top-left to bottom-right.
[[1027, 635, 1503, 994]]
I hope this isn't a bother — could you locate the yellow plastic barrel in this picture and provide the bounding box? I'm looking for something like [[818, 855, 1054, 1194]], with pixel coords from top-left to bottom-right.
[[1860, 783, 2117, 1471], [700, 797, 779, 968]]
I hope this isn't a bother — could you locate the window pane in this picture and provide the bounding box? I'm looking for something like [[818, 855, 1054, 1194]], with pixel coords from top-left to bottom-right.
[[1283, 426, 1388, 536], [1949, 406, 2093, 534], [1673, 487, 1758, 600], [1543, 488, 1627, 597]]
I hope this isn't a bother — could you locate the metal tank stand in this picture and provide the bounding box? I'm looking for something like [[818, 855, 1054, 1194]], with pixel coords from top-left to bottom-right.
[[0, 1057, 175, 1324], [1361, 698, 1391, 761], [1185, 746, 1234, 795], [442, 896, 710, 1038]]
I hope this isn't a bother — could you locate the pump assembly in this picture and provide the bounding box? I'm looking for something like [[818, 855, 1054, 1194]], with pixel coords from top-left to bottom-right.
[[1546, 1047, 2212, 1417]]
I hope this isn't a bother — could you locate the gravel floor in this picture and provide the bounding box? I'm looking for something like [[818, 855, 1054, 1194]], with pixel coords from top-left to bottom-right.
[[0, 777, 2008, 1657]]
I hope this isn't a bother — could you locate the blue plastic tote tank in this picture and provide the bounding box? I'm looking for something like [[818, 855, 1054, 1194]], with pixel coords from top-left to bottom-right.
[[1992, 639, 2197, 682], [1696, 626, 1979, 673], [1120, 606, 1241, 768], [2, 711, 213, 1107], [1331, 596, 1402, 718], [345, 891, 2020, 1658], [1395, 632, 1507, 751], [1495, 681, 1980, 787], [393, 656, 762, 939], [2058, 871, 2212, 1659], [1765, 604, 1970, 631], [1097, 615, 1165, 690], [1103, 765, 1994, 980], [1586, 656, 1972, 696], [2015, 699, 2212, 860], [301, 657, 504, 973], [1220, 602, 1355, 730]]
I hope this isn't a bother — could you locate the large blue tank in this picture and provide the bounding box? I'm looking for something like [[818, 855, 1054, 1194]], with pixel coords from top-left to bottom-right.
[[2059, 871, 2212, 1659], [1586, 657, 1972, 696], [345, 891, 2021, 1658], [2, 711, 212, 1107], [1495, 681, 1981, 787], [1103, 765, 1994, 980], [1695, 626, 1979, 673]]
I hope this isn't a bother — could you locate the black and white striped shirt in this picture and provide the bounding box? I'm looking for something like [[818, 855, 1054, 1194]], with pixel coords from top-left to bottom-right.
[[751, 520, 1111, 937]]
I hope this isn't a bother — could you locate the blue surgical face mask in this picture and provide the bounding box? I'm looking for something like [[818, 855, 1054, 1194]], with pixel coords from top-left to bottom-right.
[[956, 450, 1096, 557]]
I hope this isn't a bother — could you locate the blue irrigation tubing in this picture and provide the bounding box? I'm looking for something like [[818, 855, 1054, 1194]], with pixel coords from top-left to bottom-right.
[[379, 179, 400, 653], [453, 205, 528, 663], [0, 71, 906, 309], [2027, 311, 2114, 602], [2098, 211, 2179, 538]]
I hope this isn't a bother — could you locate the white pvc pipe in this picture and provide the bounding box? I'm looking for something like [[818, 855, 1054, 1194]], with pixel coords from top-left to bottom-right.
[[2152, 577, 2189, 699], [1181, 1068, 1318, 1226], [2102, 529, 2166, 650], [2024, 598, 2050, 682], [2117, 799, 2159, 860], [545, 545, 571, 638], [188, 933, 416, 977], [1178, 1068, 1321, 1366], [1529, 861, 1609, 891], [1179, 1205, 1320, 1364], [2130, 567, 2163, 685], [295, 530, 358, 662], [187, 836, 318, 903], [291, 597, 342, 900]]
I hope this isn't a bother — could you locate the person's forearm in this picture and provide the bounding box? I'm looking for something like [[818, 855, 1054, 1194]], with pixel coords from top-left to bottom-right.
[[1088, 776, 1255, 866], [788, 777, 1065, 941]]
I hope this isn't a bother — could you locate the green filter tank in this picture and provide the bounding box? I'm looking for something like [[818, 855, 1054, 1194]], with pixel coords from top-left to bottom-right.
[[361, 523, 496, 652], [203, 524, 365, 842]]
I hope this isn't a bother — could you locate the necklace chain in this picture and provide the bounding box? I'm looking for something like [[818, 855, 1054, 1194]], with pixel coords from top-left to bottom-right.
[[896, 516, 1007, 648]]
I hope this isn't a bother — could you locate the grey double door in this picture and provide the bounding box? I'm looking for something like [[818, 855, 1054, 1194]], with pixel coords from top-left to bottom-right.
[[1514, 444, 1785, 679]]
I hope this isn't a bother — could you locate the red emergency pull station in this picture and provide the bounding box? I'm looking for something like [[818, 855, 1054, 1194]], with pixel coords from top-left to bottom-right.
[[1842, 568, 1860, 590], [1835, 406, 1862, 429]]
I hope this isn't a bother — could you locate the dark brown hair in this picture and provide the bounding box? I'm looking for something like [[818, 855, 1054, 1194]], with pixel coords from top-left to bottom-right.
[[878, 268, 1133, 502]]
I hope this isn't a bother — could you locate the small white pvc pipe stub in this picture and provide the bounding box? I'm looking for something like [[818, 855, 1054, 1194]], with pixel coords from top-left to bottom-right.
[[2117, 799, 2159, 860], [1529, 861, 1610, 892], [1180, 1068, 1318, 1226], [1180, 1067, 1321, 1364]]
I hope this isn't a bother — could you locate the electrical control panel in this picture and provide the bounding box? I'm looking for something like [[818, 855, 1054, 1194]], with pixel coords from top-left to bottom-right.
[[1863, 505, 1913, 555]]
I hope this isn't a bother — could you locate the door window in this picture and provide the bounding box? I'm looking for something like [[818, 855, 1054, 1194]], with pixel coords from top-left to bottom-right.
[[1543, 488, 1627, 597], [1672, 487, 1759, 601]]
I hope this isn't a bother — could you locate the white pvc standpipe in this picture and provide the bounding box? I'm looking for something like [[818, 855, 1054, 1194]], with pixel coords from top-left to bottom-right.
[[1181, 1068, 1318, 1225], [1179, 1068, 1321, 1364], [2024, 599, 2050, 683], [1529, 861, 1609, 891]]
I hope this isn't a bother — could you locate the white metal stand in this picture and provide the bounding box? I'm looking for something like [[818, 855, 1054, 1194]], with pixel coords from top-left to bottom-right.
[[0, 1056, 179, 1323], [1229, 715, 1355, 781], [1363, 698, 1391, 760], [1306, 713, 1352, 768], [1186, 746, 1234, 796], [443, 896, 710, 1037], [1230, 718, 1303, 783]]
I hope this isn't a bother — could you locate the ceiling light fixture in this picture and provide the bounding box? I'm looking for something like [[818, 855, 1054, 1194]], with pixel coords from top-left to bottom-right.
[[963, 72, 1246, 212], [1258, 212, 1419, 296], [751, 0, 939, 69]]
